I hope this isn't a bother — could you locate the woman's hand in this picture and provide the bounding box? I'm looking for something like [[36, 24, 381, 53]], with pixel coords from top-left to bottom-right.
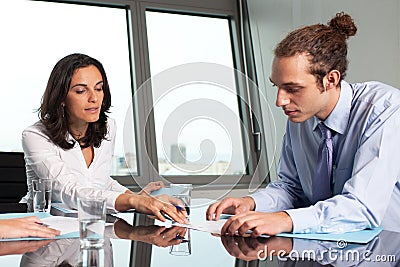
[[0, 217, 60, 239], [115, 193, 188, 224], [138, 181, 165, 196], [155, 194, 188, 215], [134, 194, 189, 224]]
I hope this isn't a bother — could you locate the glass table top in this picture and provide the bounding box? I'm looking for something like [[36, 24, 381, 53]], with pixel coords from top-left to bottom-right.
[[0, 199, 398, 267]]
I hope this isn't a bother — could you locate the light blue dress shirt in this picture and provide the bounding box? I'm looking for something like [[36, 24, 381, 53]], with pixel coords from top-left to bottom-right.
[[251, 81, 400, 233]]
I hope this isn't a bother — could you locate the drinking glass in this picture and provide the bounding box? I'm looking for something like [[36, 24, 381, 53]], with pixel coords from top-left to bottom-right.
[[170, 184, 192, 213], [32, 178, 52, 213], [78, 197, 106, 248]]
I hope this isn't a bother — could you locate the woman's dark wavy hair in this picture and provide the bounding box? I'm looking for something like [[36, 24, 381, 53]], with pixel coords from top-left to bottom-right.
[[39, 53, 111, 149], [274, 12, 357, 90]]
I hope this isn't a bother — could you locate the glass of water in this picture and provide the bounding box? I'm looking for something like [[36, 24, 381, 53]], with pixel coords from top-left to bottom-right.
[[78, 197, 106, 248], [32, 178, 52, 213], [170, 184, 192, 214]]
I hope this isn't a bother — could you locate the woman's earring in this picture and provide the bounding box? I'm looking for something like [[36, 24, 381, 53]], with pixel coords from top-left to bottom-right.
[[61, 103, 65, 118]]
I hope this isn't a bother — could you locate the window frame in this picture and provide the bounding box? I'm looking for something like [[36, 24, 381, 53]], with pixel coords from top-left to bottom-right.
[[29, 0, 268, 190]]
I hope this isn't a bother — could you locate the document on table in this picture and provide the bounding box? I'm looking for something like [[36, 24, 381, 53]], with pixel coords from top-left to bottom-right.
[[174, 220, 227, 235], [41, 216, 114, 235], [41, 216, 79, 235]]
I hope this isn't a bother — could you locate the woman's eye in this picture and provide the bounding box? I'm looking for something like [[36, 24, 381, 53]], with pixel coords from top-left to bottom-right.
[[95, 87, 103, 91]]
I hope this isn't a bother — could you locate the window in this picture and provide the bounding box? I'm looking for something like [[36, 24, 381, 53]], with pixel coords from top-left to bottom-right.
[[0, 0, 135, 176], [145, 11, 247, 176], [129, 0, 265, 189], [1, 0, 267, 190]]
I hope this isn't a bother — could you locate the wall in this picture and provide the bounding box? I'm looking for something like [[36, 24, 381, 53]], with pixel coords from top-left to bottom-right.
[[247, 0, 400, 180]]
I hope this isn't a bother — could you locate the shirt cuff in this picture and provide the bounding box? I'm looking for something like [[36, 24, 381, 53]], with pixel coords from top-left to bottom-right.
[[110, 180, 129, 193], [249, 191, 275, 212], [285, 206, 319, 233], [102, 190, 124, 212]]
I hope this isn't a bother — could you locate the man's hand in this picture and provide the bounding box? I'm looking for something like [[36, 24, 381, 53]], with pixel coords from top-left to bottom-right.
[[206, 197, 255, 221], [221, 211, 293, 237]]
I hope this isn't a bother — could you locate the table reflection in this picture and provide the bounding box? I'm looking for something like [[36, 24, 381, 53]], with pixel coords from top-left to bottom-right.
[[114, 218, 187, 247], [15, 217, 188, 267], [1, 200, 399, 267], [19, 238, 113, 267], [221, 235, 292, 262], [0, 240, 53, 256]]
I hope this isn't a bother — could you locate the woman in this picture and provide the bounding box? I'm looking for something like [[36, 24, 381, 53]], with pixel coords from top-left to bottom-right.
[[21, 53, 186, 223]]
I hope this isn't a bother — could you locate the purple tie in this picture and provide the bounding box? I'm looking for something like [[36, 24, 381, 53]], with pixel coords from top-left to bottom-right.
[[312, 122, 333, 204]]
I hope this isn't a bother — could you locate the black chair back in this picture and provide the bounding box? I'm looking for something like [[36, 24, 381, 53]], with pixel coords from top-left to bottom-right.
[[0, 152, 28, 203]]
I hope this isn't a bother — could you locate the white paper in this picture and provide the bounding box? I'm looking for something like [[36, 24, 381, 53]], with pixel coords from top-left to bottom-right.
[[111, 210, 136, 222], [174, 219, 228, 235], [41, 216, 79, 235], [41, 216, 114, 235]]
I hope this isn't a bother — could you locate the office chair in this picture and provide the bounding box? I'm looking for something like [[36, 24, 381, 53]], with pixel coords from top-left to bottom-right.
[[0, 152, 28, 203]]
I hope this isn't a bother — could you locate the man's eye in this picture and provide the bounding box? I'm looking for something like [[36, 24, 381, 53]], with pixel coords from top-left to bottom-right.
[[286, 88, 300, 93]]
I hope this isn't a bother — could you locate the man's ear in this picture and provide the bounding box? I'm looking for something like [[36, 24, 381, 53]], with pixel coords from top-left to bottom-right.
[[324, 70, 341, 90]]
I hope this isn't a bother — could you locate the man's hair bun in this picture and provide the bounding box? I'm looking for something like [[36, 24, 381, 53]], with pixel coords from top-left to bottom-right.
[[328, 12, 357, 40]]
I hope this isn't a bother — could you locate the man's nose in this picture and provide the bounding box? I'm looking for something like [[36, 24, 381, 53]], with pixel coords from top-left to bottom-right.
[[275, 88, 290, 107]]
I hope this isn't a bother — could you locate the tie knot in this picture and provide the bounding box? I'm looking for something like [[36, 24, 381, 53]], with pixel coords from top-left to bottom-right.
[[318, 122, 332, 139]]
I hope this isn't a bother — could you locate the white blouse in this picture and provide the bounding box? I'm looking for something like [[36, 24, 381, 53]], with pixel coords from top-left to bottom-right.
[[20, 117, 128, 211]]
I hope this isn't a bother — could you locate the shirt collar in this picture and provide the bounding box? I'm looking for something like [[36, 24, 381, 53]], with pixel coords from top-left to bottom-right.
[[312, 80, 352, 135]]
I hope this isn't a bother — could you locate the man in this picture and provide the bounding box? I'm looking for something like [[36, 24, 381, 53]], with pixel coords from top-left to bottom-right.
[[206, 12, 400, 237]]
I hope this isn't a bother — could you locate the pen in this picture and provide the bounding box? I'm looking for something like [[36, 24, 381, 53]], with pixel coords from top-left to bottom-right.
[[160, 211, 175, 222], [174, 204, 190, 215], [174, 234, 184, 239], [173, 234, 189, 242], [35, 222, 49, 227], [173, 204, 184, 211], [161, 211, 188, 223]]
